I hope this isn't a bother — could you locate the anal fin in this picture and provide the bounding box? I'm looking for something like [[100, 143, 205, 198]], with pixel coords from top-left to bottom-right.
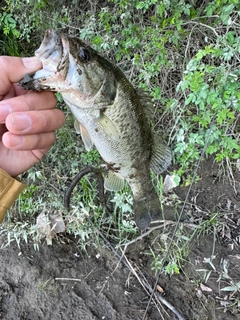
[[74, 119, 81, 134]]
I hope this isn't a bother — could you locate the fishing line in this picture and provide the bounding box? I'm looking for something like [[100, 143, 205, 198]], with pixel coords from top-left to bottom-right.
[[142, 38, 239, 320]]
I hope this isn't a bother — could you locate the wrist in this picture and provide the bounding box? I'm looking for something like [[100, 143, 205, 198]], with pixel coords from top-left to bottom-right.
[[0, 168, 26, 223]]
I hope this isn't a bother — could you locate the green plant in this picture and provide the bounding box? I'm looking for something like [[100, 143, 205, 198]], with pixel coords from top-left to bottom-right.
[[171, 41, 240, 170], [0, 11, 20, 55], [0, 12, 20, 37], [38, 278, 51, 292], [165, 262, 180, 275], [109, 187, 137, 243], [0, 0, 239, 257], [147, 227, 191, 275], [149, 246, 181, 276], [0, 221, 38, 249]]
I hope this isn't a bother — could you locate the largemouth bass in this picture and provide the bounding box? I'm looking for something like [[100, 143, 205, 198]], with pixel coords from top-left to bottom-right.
[[20, 29, 172, 230]]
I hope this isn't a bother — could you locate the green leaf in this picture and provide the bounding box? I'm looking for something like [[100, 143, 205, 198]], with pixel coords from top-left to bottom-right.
[[185, 93, 196, 105], [220, 4, 234, 25]]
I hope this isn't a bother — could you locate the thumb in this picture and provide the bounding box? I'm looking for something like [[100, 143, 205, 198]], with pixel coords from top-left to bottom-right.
[[0, 56, 42, 95]]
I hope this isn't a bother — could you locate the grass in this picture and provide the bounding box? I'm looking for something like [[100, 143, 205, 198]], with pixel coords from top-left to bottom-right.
[[0, 99, 139, 248]]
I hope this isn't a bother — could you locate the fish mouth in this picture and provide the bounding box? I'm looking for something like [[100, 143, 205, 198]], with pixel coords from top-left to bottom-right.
[[20, 29, 101, 101], [33, 29, 70, 81]]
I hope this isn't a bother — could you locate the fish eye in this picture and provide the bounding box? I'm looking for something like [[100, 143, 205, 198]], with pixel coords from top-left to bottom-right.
[[78, 48, 91, 62]]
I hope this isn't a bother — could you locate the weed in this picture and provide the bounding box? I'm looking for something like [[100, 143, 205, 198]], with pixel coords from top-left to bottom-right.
[[38, 278, 51, 292], [147, 226, 191, 275], [0, 11, 20, 55], [0, 4, 239, 306], [110, 186, 137, 243], [0, 222, 38, 249]]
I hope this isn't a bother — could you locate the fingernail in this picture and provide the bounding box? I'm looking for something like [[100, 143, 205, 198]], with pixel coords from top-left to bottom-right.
[[0, 104, 11, 123], [11, 114, 31, 131], [22, 57, 42, 71], [5, 134, 23, 148]]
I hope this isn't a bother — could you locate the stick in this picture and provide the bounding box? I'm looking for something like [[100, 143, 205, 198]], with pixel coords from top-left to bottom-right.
[[90, 220, 186, 320]]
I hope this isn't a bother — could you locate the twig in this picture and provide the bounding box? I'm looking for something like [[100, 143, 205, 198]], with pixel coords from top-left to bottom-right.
[[90, 219, 186, 320], [115, 221, 199, 272], [182, 20, 219, 37], [118, 221, 176, 247], [123, 253, 165, 320], [55, 277, 82, 282], [133, 262, 186, 320]]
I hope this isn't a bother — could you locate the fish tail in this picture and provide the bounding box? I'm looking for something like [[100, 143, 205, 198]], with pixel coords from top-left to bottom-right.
[[133, 193, 162, 230]]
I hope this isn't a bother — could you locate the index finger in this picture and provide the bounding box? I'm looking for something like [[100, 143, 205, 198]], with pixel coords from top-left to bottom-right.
[[0, 91, 57, 123], [0, 56, 42, 96]]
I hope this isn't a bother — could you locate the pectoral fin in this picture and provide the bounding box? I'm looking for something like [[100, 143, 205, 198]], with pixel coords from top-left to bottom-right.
[[104, 171, 124, 192], [74, 120, 93, 151], [150, 134, 172, 174], [95, 113, 120, 141], [74, 119, 81, 134]]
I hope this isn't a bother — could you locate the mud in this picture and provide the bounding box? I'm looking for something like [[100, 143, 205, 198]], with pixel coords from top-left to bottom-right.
[[0, 158, 240, 320]]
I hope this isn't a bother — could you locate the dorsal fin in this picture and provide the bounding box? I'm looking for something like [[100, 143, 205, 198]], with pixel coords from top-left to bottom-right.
[[136, 89, 171, 173], [136, 88, 154, 124]]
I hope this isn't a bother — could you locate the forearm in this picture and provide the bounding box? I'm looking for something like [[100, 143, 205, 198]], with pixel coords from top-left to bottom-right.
[[0, 168, 26, 223]]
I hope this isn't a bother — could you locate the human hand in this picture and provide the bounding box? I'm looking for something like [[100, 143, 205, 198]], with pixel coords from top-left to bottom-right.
[[0, 56, 65, 176]]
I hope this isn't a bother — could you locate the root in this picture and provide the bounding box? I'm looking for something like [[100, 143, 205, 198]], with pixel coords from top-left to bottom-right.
[[64, 166, 105, 210]]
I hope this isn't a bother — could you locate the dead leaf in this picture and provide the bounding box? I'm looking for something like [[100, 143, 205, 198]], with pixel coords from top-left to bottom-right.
[[200, 283, 213, 292], [36, 212, 55, 245], [163, 174, 180, 192], [156, 284, 164, 294], [49, 211, 66, 233]]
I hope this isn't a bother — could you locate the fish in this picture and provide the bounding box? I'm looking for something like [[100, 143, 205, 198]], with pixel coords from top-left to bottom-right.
[[20, 29, 172, 230]]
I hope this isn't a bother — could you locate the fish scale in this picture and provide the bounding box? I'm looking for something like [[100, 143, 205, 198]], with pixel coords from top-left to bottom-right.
[[20, 29, 172, 229]]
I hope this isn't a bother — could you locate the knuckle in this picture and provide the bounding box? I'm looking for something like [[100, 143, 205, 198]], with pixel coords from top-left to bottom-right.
[[0, 56, 9, 67], [42, 111, 53, 131], [23, 93, 36, 111], [37, 132, 55, 149], [26, 91, 57, 110], [47, 92, 57, 106]]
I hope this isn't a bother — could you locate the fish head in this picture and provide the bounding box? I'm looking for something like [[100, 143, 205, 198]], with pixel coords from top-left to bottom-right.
[[21, 29, 117, 106]]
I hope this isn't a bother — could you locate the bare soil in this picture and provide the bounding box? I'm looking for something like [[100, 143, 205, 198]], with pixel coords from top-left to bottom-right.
[[0, 158, 240, 320]]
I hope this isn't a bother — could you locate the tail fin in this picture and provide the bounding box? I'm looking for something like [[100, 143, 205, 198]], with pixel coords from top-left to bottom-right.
[[133, 193, 162, 230]]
